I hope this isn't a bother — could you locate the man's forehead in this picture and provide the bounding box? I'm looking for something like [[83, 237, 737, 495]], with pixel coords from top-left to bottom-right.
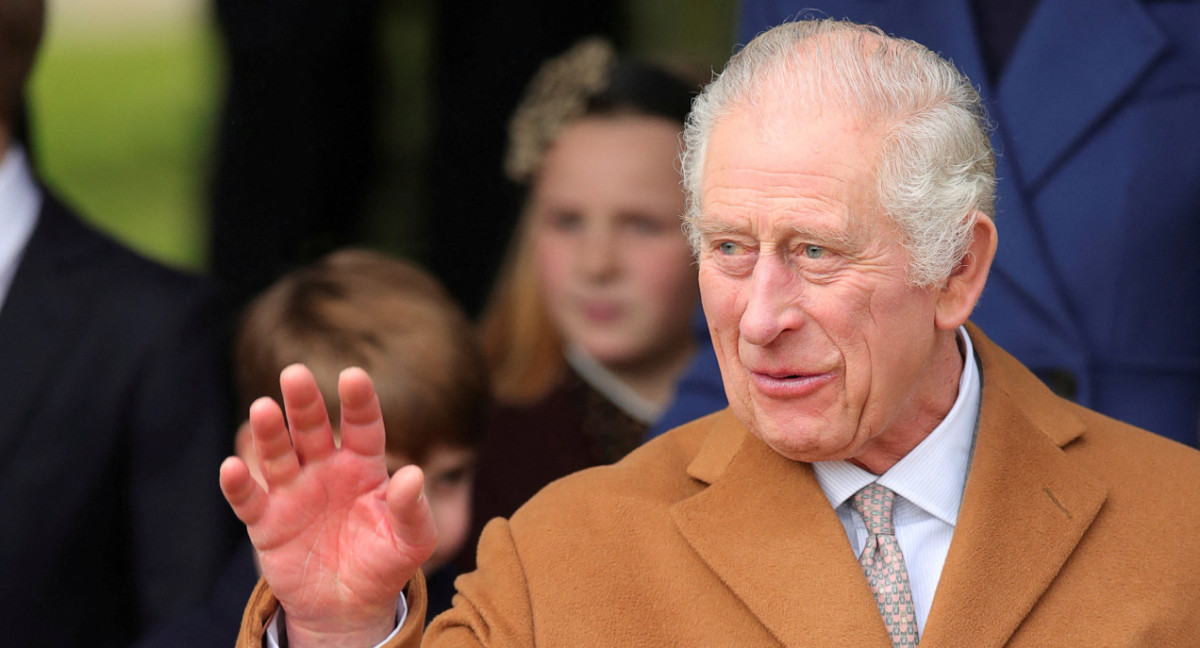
[[702, 105, 880, 197], [704, 97, 880, 169]]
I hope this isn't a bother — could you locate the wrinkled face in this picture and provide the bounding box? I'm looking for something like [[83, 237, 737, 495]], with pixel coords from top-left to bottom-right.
[[387, 445, 475, 573], [696, 105, 955, 469], [530, 116, 699, 372]]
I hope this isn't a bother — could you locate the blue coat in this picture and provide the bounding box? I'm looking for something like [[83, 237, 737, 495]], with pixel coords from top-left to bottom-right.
[[654, 0, 1200, 446]]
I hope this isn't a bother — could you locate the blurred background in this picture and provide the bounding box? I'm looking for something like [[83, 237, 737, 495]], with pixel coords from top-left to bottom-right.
[[30, 0, 216, 271], [27, 0, 739, 315]]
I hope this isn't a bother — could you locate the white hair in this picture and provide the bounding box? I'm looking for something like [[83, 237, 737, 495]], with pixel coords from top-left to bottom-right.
[[681, 19, 995, 286]]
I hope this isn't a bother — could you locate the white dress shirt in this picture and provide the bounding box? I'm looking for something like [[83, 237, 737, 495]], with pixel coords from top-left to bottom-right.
[[0, 144, 41, 312], [812, 326, 980, 634]]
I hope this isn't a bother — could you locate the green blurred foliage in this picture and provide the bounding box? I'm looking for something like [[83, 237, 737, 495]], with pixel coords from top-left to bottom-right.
[[27, 18, 220, 272]]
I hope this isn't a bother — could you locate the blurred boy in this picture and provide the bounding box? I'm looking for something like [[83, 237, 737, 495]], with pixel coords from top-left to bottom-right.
[[139, 249, 487, 646], [233, 248, 487, 580]]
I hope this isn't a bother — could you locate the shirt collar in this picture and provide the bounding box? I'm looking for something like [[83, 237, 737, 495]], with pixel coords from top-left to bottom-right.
[[812, 326, 980, 526], [0, 144, 42, 310]]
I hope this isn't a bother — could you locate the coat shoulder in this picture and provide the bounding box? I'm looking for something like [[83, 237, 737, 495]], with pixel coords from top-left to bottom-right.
[[1068, 401, 1200, 497]]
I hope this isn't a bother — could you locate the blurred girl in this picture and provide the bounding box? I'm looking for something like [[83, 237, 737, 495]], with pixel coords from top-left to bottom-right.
[[467, 38, 702, 562]]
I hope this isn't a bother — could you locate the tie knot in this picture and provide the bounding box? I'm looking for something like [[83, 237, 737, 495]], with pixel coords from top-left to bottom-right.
[[851, 482, 896, 536]]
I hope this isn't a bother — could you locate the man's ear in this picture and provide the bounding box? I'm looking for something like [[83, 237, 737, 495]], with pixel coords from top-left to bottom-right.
[[935, 211, 997, 330]]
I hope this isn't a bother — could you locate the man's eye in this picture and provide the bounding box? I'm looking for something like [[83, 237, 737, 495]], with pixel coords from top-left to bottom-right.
[[803, 244, 826, 259], [718, 241, 744, 255]]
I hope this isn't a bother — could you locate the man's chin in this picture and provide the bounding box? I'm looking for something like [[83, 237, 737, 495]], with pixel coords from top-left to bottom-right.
[[746, 415, 854, 464]]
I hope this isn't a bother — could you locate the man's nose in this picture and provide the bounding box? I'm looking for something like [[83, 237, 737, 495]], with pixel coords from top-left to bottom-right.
[[739, 255, 804, 346]]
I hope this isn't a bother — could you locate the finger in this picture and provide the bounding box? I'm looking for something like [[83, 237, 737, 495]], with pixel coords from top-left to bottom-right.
[[337, 367, 387, 459], [387, 465, 438, 562], [219, 455, 268, 527], [279, 363, 337, 465], [249, 396, 301, 489]]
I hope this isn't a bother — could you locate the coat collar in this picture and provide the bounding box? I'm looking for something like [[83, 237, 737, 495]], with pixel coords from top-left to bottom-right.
[[673, 410, 893, 646], [671, 325, 1107, 646], [922, 325, 1107, 647]]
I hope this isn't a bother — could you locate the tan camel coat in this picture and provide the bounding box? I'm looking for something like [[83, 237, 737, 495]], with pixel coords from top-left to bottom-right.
[[239, 325, 1200, 646]]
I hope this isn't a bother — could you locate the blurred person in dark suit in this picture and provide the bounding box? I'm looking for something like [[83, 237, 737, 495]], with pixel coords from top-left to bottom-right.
[[0, 2, 238, 644]]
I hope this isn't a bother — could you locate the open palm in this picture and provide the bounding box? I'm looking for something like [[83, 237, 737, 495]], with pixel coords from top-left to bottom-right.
[[220, 365, 437, 645]]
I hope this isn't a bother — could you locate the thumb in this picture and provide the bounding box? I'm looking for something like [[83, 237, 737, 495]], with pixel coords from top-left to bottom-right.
[[387, 465, 439, 563]]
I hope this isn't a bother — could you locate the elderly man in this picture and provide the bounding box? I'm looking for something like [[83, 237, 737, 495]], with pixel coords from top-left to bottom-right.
[[223, 19, 1200, 647]]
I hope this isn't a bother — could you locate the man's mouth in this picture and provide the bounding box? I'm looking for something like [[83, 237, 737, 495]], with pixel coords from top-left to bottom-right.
[[749, 370, 834, 397]]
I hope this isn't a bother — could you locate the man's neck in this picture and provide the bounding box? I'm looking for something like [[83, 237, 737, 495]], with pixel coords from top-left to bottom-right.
[[849, 328, 967, 475]]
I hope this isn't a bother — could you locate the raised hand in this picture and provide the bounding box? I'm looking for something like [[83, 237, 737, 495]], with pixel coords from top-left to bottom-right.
[[220, 364, 437, 647]]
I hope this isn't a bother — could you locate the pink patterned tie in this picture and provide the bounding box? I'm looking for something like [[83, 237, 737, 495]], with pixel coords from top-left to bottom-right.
[[851, 483, 920, 647]]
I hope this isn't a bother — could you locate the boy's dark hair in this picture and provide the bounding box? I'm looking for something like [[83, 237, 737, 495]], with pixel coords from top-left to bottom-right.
[[234, 249, 488, 463]]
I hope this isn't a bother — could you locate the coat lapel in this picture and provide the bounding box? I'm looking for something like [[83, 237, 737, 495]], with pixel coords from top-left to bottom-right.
[[997, 0, 1166, 190], [921, 328, 1107, 647], [671, 412, 892, 647], [669, 329, 1109, 646], [0, 197, 89, 456]]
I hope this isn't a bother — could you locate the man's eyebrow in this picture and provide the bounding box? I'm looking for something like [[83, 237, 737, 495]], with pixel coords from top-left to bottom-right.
[[693, 216, 863, 250], [788, 225, 858, 249], [693, 219, 748, 238]]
